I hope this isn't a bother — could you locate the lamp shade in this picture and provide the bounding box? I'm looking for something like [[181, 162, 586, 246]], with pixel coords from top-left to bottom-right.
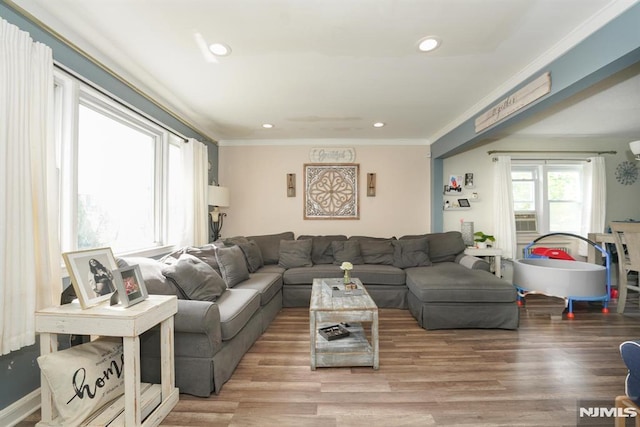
[[630, 140, 640, 156], [208, 186, 230, 207]]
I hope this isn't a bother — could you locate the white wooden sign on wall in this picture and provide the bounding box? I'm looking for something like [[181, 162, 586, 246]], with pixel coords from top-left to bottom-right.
[[309, 147, 356, 163]]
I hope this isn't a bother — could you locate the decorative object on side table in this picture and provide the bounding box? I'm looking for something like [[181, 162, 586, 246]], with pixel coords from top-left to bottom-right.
[[461, 220, 474, 246], [112, 265, 149, 307], [208, 184, 230, 241], [63, 247, 118, 309], [318, 324, 350, 341], [340, 261, 353, 284], [474, 231, 495, 249]]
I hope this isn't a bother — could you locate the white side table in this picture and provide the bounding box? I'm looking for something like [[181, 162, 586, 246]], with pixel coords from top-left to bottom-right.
[[35, 295, 178, 426], [464, 247, 503, 278]]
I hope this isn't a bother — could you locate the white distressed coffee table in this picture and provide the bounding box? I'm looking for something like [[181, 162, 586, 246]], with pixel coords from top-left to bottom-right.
[[309, 278, 379, 370]]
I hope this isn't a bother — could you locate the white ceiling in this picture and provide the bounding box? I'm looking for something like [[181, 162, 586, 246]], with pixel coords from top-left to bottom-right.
[[9, 0, 640, 143]]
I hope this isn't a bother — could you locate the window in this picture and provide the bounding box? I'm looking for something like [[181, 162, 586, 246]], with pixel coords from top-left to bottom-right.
[[511, 162, 584, 234], [55, 70, 184, 256]]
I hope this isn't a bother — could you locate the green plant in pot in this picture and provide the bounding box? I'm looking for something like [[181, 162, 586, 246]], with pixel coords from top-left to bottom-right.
[[474, 231, 495, 248]]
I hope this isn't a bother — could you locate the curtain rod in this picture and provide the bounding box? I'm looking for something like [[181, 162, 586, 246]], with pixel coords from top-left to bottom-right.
[[487, 150, 616, 155]]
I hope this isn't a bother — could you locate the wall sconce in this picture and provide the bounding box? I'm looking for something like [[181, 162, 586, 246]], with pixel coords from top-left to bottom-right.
[[287, 173, 296, 197], [367, 173, 376, 197], [208, 185, 230, 241]]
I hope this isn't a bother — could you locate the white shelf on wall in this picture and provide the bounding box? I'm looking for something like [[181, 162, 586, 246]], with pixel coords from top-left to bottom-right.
[[443, 207, 471, 211]]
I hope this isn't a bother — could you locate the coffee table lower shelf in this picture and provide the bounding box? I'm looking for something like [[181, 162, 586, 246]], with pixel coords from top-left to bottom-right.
[[314, 323, 375, 368]]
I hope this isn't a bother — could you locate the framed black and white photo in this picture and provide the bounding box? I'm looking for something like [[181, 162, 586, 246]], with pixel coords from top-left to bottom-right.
[[464, 173, 475, 188], [112, 265, 148, 307], [63, 247, 118, 309], [458, 198, 471, 208]]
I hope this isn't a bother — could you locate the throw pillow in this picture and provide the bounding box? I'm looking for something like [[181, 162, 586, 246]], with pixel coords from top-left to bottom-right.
[[161, 253, 227, 301], [37, 337, 124, 426], [214, 245, 251, 287], [332, 240, 364, 265], [117, 257, 174, 295], [224, 236, 264, 272], [400, 232, 465, 263], [298, 235, 347, 264], [278, 239, 313, 268], [160, 245, 222, 276], [392, 238, 432, 268], [359, 239, 395, 265], [246, 231, 295, 265]]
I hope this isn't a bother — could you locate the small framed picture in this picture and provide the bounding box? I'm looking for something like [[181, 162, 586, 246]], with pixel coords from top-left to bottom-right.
[[464, 172, 475, 188], [112, 265, 148, 307], [458, 198, 471, 208], [63, 248, 118, 309]]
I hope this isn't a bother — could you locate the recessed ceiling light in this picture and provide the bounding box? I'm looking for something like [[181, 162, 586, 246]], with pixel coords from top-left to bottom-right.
[[373, 122, 385, 128], [208, 43, 231, 56], [262, 123, 274, 129], [417, 36, 441, 52]]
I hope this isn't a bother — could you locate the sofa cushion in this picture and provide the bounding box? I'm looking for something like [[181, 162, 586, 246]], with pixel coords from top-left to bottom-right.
[[331, 240, 364, 265], [247, 231, 295, 265], [161, 245, 222, 276], [224, 236, 264, 273], [400, 231, 466, 263], [283, 264, 342, 285], [117, 257, 175, 295], [350, 264, 406, 286], [359, 239, 395, 265], [405, 263, 517, 303], [254, 264, 286, 275], [161, 254, 227, 301], [298, 235, 347, 264], [215, 245, 251, 287], [233, 272, 283, 306], [216, 288, 261, 341], [278, 239, 313, 268], [392, 238, 432, 268], [282, 264, 405, 286]]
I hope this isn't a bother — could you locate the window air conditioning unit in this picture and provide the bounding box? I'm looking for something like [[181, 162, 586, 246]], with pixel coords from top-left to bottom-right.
[[515, 213, 538, 232]]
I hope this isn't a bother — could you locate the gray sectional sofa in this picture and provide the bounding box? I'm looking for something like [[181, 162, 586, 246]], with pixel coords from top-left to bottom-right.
[[120, 230, 518, 397]]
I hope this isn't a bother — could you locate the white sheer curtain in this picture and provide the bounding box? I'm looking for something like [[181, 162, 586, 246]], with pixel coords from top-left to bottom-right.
[[579, 156, 607, 256], [492, 156, 517, 260], [178, 138, 209, 247], [1, 19, 60, 355]]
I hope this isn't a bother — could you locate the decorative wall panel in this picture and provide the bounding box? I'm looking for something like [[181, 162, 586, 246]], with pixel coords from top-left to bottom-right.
[[304, 164, 359, 220]]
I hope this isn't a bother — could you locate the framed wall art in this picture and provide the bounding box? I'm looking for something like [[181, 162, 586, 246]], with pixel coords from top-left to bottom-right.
[[112, 265, 148, 307], [458, 198, 471, 208], [63, 247, 118, 309], [304, 163, 359, 220]]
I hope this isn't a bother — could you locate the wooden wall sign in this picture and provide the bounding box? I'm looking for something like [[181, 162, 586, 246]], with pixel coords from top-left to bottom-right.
[[475, 72, 551, 133], [309, 147, 355, 163]]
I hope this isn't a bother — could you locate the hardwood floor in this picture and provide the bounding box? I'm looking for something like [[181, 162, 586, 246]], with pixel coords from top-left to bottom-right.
[[20, 295, 640, 426]]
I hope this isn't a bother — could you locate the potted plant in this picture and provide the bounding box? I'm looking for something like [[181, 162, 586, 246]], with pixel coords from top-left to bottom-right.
[[474, 231, 495, 248]]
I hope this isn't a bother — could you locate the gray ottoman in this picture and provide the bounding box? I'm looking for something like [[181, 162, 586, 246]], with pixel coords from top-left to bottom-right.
[[406, 263, 519, 330]]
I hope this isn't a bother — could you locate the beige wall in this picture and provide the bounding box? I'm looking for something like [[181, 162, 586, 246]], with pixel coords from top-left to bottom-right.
[[218, 141, 431, 238], [442, 137, 640, 257]]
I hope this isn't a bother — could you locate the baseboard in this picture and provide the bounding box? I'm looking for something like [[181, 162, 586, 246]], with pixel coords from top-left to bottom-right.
[[0, 388, 40, 427]]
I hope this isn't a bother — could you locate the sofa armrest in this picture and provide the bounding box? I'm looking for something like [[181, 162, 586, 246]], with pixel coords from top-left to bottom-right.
[[174, 300, 222, 345], [455, 254, 490, 272]]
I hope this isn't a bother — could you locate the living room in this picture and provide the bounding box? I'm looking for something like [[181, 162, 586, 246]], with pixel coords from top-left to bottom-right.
[[2, 1, 640, 426]]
